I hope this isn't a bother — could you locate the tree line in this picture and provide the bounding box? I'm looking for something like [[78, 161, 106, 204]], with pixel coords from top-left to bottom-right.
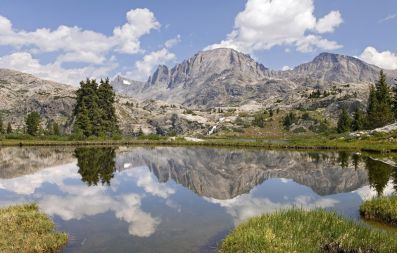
[[337, 70, 397, 133]]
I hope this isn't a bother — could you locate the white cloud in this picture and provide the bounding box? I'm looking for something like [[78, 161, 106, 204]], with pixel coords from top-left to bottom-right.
[[0, 52, 118, 85], [0, 9, 159, 63], [205, 0, 343, 53], [126, 48, 176, 81], [359, 47, 397, 70], [315, 11, 343, 33], [0, 9, 161, 84], [164, 34, 181, 48], [379, 14, 396, 23], [281, 66, 292, 71], [113, 9, 161, 54]]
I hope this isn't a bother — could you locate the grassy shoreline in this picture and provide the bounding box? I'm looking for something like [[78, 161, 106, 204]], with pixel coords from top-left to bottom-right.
[[0, 204, 68, 253], [1, 136, 397, 153], [360, 196, 397, 226], [218, 209, 397, 253]]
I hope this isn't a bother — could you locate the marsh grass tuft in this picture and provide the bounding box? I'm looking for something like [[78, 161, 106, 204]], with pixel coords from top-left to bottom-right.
[[219, 209, 397, 253], [360, 195, 397, 226], [0, 203, 68, 253]]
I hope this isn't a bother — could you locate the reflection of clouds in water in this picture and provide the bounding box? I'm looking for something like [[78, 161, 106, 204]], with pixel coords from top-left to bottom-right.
[[0, 163, 177, 238], [0, 162, 79, 195], [353, 180, 395, 200], [121, 165, 175, 199], [40, 193, 160, 237], [206, 190, 338, 225]]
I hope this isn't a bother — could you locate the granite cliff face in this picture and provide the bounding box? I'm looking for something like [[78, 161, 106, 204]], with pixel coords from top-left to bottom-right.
[[115, 147, 369, 199], [112, 49, 397, 108]]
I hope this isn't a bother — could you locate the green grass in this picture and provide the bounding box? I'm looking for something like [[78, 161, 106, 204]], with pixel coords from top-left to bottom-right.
[[1, 133, 397, 153], [0, 204, 68, 253], [360, 195, 397, 226], [218, 209, 397, 253]]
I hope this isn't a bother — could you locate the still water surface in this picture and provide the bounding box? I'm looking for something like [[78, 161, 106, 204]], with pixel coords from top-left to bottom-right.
[[0, 146, 396, 252]]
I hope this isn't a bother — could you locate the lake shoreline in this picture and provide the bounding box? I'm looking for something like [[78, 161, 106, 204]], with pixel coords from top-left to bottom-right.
[[1, 138, 397, 153]]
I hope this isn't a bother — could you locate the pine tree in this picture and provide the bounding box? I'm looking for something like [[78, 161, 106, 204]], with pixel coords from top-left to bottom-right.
[[25, 112, 41, 136], [6, 122, 12, 134], [393, 78, 397, 119], [351, 107, 366, 131], [97, 78, 119, 136], [367, 71, 394, 129], [0, 114, 3, 134], [337, 108, 352, 133]]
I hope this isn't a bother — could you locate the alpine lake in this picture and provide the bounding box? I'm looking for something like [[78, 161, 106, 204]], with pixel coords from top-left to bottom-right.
[[1, 146, 396, 253]]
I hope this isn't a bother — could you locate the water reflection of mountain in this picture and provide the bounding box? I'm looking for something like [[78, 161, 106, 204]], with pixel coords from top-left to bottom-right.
[[115, 147, 371, 199], [0, 147, 75, 178]]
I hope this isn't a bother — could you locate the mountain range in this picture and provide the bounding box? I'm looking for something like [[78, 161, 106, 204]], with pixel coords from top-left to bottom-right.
[[111, 48, 397, 108], [1, 48, 396, 134]]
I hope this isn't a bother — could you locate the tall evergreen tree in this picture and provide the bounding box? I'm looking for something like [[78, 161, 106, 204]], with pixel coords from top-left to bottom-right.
[[25, 112, 41, 136], [337, 108, 352, 133], [6, 122, 12, 134], [73, 78, 119, 137], [393, 78, 397, 119], [351, 107, 366, 131], [367, 70, 394, 129], [97, 78, 119, 136]]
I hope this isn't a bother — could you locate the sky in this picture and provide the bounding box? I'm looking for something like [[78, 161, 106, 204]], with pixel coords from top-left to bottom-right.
[[0, 0, 396, 85]]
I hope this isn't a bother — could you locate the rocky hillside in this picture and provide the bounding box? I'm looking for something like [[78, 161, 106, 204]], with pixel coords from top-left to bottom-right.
[[0, 69, 76, 131]]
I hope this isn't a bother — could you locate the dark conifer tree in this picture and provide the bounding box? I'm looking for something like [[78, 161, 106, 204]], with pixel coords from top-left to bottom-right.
[[351, 107, 366, 131], [367, 71, 394, 129], [73, 78, 119, 137], [337, 108, 352, 133], [6, 122, 12, 134], [25, 112, 41, 136]]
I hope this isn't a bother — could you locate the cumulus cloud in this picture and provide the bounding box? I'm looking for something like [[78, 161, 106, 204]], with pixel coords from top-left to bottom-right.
[[0, 52, 118, 85], [359, 47, 397, 70], [0, 9, 161, 84], [0, 9, 159, 63], [113, 9, 161, 54], [315, 11, 343, 33], [206, 0, 343, 53], [125, 48, 176, 81]]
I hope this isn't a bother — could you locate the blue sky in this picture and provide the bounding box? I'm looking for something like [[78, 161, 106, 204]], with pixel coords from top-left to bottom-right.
[[0, 0, 396, 85]]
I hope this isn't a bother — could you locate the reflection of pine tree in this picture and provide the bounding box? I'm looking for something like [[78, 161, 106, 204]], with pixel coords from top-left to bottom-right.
[[351, 153, 361, 170], [74, 147, 116, 186], [337, 152, 349, 169], [365, 157, 393, 196]]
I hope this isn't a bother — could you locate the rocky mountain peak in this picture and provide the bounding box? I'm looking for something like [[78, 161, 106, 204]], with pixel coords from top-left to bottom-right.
[[291, 52, 383, 84]]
